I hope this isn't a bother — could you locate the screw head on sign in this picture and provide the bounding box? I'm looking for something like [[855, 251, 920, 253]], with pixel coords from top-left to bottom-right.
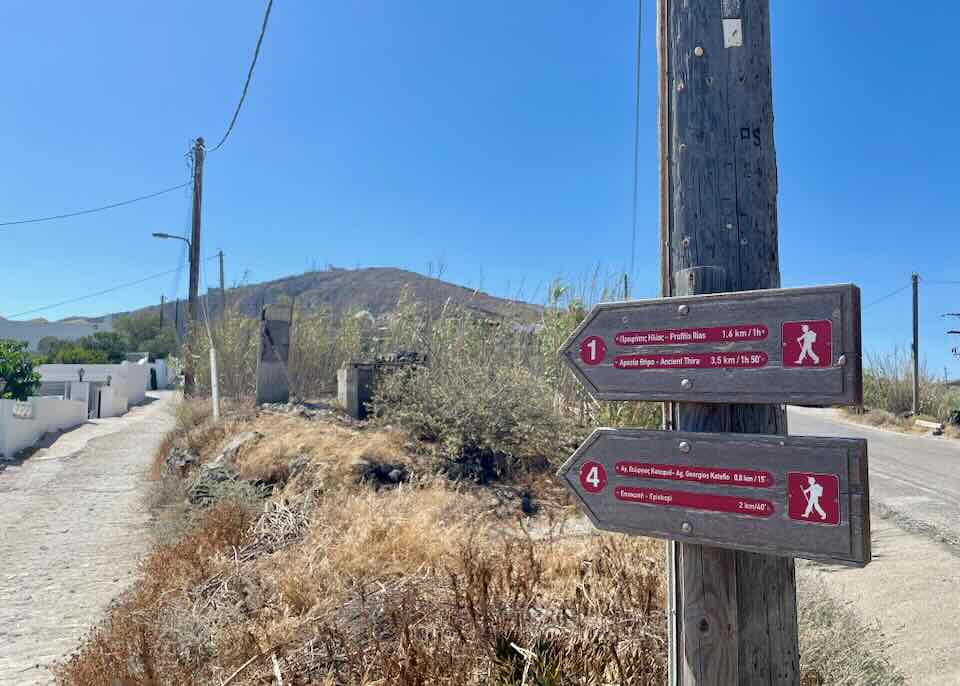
[[837, 354, 848, 367], [678, 441, 691, 453], [678, 304, 689, 316], [681, 378, 692, 390], [694, 46, 704, 57], [681, 521, 693, 534]]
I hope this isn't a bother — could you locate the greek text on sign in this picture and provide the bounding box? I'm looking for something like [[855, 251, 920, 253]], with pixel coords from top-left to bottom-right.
[[558, 428, 870, 566], [559, 284, 862, 405]]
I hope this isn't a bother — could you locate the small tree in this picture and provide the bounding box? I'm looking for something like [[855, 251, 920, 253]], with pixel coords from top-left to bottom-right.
[[0, 340, 41, 400]]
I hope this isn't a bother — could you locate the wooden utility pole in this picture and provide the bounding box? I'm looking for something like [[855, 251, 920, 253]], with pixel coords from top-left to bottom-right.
[[659, 2, 799, 684], [219, 250, 226, 317], [184, 137, 205, 394], [912, 272, 919, 415], [188, 137, 205, 323], [159, 294, 165, 328]]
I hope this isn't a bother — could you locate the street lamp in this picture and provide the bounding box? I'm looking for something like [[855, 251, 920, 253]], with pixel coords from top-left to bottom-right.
[[152, 232, 191, 249], [150, 231, 218, 418]]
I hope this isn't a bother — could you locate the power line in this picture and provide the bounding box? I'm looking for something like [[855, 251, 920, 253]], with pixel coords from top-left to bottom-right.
[[863, 283, 910, 309], [5, 255, 219, 320], [207, 0, 274, 153], [0, 182, 189, 228], [628, 0, 643, 291]]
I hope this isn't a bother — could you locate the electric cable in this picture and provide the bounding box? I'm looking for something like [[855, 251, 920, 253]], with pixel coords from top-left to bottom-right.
[[0, 183, 189, 228], [207, 0, 274, 153]]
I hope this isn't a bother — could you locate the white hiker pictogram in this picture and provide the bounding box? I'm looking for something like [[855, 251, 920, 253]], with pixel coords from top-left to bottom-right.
[[801, 476, 827, 520], [795, 324, 820, 365]]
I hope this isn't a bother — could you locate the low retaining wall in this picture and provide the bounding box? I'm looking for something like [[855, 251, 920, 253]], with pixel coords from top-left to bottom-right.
[[0, 396, 87, 459]]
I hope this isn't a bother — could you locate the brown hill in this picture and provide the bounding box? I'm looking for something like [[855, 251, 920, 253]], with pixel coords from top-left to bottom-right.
[[98, 267, 543, 325]]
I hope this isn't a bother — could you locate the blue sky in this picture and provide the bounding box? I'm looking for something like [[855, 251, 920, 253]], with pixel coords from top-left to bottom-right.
[[0, 1, 957, 371]]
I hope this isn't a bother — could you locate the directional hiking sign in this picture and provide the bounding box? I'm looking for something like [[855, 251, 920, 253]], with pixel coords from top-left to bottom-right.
[[560, 428, 871, 566], [559, 284, 862, 405]]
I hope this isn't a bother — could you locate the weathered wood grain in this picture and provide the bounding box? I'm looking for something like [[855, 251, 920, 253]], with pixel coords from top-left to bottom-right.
[[558, 428, 871, 565], [558, 284, 862, 406], [658, 1, 804, 684]]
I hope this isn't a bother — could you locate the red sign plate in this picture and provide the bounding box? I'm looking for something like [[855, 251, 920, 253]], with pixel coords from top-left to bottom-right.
[[578, 461, 607, 494], [782, 320, 832, 368], [615, 324, 769, 347], [579, 336, 606, 366], [614, 486, 774, 518], [787, 472, 840, 525], [615, 462, 773, 487], [613, 351, 768, 370]]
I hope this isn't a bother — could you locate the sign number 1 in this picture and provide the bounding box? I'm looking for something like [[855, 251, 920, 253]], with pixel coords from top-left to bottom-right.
[[579, 461, 607, 494], [580, 336, 607, 366]]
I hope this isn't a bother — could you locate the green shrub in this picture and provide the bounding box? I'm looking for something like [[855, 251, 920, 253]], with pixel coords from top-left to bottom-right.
[[54, 346, 108, 364], [373, 306, 564, 474], [863, 348, 960, 420], [0, 339, 41, 400]]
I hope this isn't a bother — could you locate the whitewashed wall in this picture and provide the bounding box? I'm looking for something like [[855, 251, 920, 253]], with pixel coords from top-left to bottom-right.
[[0, 396, 87, 458], [39, 362, 147, 408]]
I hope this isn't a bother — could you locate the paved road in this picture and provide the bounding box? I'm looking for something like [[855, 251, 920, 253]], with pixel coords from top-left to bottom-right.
[[788, 406, 960, 543], [0, 391, 175, 685], [789, 406, 960, 685]]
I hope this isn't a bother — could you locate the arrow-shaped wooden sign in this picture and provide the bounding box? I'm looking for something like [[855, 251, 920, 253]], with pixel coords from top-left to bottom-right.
[[559, 428, 871, 566], [558, 284, 862, 405]]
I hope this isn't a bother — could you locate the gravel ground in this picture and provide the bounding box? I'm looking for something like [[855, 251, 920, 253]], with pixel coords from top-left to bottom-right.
[[0, 391, 176, 685]]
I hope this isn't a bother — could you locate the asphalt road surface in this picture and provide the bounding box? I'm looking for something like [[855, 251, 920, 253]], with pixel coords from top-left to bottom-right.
[[788, 406, 960, 544], [0, 391, 175, 685], [789, 406, 960, 685]]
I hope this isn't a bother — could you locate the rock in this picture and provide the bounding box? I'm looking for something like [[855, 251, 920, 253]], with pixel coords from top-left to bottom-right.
[[166, 450, 198, 475], [352, 459, 409, 487], [212, 431, 262, 465], [200, 463, 239, 483], [520, 491, 539, 516]]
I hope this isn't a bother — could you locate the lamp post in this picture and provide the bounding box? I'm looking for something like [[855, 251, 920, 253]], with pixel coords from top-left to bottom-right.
[[152, 232, 196, 323]]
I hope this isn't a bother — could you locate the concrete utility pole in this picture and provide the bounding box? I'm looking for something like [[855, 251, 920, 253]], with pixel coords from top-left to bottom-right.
[[912, 272, 920, 415], [659, 2, 799, 684]]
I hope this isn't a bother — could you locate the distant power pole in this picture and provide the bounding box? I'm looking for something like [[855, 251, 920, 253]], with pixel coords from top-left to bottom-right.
[[912, 272, 919, 415], [660, 1, 799, 683], [188, 137, 205, 324], [160, 294, 165, 328], [219, 250, 226, 317]]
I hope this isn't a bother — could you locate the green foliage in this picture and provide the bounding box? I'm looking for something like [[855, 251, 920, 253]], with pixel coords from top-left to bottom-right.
[[54, 346, 108, 364], [0, 339, 41, 400], [372, 306, 564, 473], [863, 347, 960, 420], [113, 311, 177, 358], [181, 310, 260, 400], [35, 311, 178, 369]]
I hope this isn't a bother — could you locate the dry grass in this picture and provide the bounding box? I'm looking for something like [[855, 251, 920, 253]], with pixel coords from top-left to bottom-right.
[[59, 406, 668, 685], [64, 403, 904, 686], [798, 576, 905, 685]]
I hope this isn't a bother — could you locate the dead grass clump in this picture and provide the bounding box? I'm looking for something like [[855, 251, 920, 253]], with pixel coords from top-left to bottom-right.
[[55, 499, 253, 685], [798, 575, 906, 686]]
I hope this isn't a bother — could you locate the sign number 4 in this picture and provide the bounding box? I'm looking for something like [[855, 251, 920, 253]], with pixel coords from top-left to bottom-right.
[[579, 461, 607, 493]]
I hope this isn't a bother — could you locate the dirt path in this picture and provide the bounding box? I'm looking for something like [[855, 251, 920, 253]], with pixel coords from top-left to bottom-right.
[[0, 391, 176, 685], [799, 514, 960, 685]]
